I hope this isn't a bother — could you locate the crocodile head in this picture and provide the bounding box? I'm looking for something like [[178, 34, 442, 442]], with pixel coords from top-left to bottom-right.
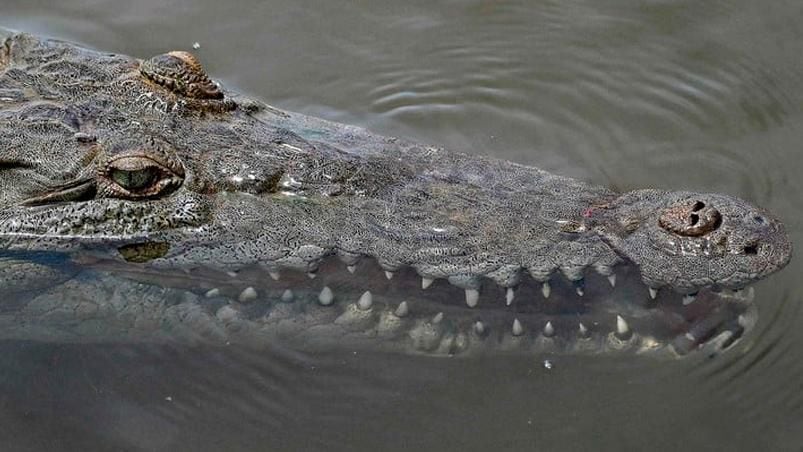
[[0, 31, 792, 357], [591, 189, 791, 294]]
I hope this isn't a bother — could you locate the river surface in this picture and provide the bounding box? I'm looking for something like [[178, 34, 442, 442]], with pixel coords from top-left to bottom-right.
[[2, 1, 802, 451]]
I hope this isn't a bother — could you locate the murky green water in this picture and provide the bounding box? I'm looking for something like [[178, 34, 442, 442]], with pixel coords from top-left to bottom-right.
[[2, 1, 802, 450]]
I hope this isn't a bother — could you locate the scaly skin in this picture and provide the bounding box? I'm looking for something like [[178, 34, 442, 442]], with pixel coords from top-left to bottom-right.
[[0, 30, 791, 356]]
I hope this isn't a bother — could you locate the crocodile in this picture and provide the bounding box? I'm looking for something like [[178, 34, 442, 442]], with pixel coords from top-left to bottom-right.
[[0, 30, 792, 357]]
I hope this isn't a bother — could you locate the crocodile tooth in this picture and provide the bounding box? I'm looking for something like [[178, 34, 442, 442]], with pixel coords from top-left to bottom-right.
[[648, 287, 658, 299], [357, 291, 373, 310], [216, 305, 238, 322], [318, 286, 334, 306], [607, 274, 617, 288], [595, 265, 612, 276], [269, 271, 280, 281], [432, 312, 444, 324], [465, 289, 479, 308], [543, 321, 555, 337], [541, 281, 551, 299], [307, 272, 317, 279], [615, 315, 632, 340], [227, 271, 238, 278], [394, 301, 409, 317], [573, 279, 585, 297], [512, 318, 524, 336], [238, 287, 258, 302], [384, 271, 395, 280], [578, 322, 589, 338], [682, 292, 698, 306], [281, 289, 294, 303], [505, 287, 515, 306], [474, 321, 486, 335], [204, 288, 220, 298], [346, 265, 357, 274], [422, 277, 435, 290]]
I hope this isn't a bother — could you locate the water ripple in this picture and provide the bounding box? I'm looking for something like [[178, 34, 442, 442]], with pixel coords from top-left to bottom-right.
[[342, 0, 799, 175]]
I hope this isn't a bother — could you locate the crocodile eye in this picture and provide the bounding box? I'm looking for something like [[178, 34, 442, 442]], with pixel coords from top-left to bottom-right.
[[103, 155, 183, 199], [111, 167, 158, 190]]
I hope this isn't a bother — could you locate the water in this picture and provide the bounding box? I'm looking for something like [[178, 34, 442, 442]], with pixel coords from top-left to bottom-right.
[[2, 1, 802, 450]]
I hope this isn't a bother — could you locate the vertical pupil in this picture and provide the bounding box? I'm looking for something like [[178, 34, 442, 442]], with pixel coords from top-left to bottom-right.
[[112, 168, 157, 189]]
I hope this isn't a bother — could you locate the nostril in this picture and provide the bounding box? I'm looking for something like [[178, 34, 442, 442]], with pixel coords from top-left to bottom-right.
[[660, 201, 722, 236], [753, 215, 765, 224], [743, 243, 759, 255]]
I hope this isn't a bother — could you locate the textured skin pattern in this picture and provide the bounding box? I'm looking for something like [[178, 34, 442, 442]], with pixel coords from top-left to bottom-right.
[[140, 51, 224, 100], [0, 30, 791, 301]]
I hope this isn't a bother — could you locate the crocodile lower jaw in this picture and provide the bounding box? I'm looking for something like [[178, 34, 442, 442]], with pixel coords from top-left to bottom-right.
[[78, 254, 756, 358]]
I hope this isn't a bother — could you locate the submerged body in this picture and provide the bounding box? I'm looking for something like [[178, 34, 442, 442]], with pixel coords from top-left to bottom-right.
[[0, 30, 791, 357]]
